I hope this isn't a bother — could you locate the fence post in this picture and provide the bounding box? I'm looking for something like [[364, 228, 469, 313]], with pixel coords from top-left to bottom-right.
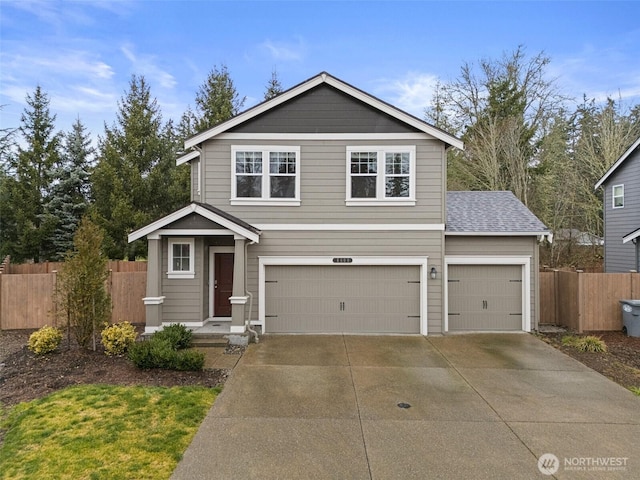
[[52, 270, 57, 328], [553, 269, 559, 325], [0, 272, 3, 330], [576, 270, 584, 333]]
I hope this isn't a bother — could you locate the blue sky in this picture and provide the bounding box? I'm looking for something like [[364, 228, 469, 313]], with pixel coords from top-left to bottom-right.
[[1, 0, 639, 143]]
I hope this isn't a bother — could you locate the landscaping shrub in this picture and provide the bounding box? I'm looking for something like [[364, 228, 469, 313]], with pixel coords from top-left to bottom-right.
[[101, 321, 138, 356], [154, 324, 193, 350], [175, 349, 205, 371], [561, 335, 578, 347], [127, 325, 202, 371], [28, 325, 63, 355], [127, 341, 155, 369], [575, 335, 607, 353]]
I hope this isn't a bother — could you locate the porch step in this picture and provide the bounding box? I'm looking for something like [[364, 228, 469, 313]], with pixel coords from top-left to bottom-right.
[[192, 335, 230, 348]]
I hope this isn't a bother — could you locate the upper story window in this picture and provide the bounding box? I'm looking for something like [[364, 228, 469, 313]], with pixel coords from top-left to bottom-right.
[[231, 146, 300, 206], [168, 238, 195, 279], [612, 184, 624, 209], [346, 146, 416, 206]]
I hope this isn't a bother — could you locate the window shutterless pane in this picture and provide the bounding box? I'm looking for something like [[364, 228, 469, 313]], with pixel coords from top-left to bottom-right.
[[613, 185, 624, 208], [385, 152, 410, 174], [385, 177, 410, 197], [236, 176, 262, 197], [236, 152, 262, 173], [350, 152, 377, 174], [172, 243, 190, 271], [270, 152, 296, 174], [351, 176, 377, 198], [270, 176, 296, 198]]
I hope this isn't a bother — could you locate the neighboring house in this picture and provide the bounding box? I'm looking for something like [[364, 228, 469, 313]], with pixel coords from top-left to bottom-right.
[[129, 72, 548, 337], [595, 137, 640, 272], [554, 229, 603, 247]]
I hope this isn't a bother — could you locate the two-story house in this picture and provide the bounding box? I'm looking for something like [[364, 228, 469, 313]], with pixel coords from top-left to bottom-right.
[[595, 136, 640, 272], [129, 72, 548, 338]]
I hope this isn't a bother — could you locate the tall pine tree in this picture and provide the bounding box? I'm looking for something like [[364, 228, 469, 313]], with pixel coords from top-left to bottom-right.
[[92, 75, 170, 259], [193, 64, 245, 133], [264, 69, 283, 100], [43, 118, 94, 259], [4, 86, 61, 262]]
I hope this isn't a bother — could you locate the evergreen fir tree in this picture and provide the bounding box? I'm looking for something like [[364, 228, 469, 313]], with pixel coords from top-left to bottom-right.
[[193, 64, 245, 133], [6, 86, 61, 262], [91, 75, 178, 259], [264, 69, 283, 100], [43, 118, 94, 259]]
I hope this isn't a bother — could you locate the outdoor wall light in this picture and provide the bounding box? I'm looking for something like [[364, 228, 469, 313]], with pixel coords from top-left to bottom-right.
[[430, 267, 437, 280]]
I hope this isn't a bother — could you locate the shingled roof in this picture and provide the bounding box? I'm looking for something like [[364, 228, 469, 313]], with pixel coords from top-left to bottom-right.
[[446, 191, 548, 235]]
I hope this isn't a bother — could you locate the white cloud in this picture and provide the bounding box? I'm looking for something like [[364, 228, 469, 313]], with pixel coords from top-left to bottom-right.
[[120, 44, 177, 89], [1, 50, 114, 81], [260, 37, 306, 61], [373, 72, 440, 116], [549, 40, 640, 105]]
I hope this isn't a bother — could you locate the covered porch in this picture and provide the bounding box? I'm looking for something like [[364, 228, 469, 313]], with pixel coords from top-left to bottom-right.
[[128, 202, 261, 336]]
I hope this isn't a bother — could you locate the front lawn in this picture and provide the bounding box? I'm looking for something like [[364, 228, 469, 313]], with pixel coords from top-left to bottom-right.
[[0, 384, 218, 480]]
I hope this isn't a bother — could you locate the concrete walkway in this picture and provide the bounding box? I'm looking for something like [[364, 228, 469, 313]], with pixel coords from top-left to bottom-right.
[[172, 334, 639, 479]]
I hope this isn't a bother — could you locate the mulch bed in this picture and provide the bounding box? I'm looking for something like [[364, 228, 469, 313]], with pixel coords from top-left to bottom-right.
[[537, 330, 640, 390], [1, 328, 638, 409], [0, 330, 228, 407]]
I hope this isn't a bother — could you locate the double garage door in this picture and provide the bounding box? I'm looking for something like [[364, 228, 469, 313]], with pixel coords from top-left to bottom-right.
[[447, 265, 523, 331], [265, 265, 421, 334]]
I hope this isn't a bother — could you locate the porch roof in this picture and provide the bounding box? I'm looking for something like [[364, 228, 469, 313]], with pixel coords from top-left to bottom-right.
[[623, 227, 640, 244], [128, 202, 261, 243]]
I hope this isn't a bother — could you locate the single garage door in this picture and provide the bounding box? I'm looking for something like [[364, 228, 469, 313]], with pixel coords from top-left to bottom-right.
[[265, 265, 420, 333], [448, 265, 522, 331]]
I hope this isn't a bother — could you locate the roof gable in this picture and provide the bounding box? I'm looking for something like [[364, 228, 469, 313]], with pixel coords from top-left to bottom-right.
[[446, 191, 548, 235], [228, 84, 420, 134], [128, 203, 261, 243], [184, 72, 463, 150], [595, 136, 640, 189]]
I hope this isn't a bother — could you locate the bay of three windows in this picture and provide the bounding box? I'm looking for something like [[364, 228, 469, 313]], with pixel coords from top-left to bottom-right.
[[231, 145, 415, 203]]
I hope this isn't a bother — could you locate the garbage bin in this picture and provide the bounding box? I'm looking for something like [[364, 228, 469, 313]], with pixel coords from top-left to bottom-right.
[[619, 300, 640, 337]]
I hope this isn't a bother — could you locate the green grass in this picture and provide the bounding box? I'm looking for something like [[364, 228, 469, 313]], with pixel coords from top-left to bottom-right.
[[629, 386, 640, 396], [0, 384, 219, 480]]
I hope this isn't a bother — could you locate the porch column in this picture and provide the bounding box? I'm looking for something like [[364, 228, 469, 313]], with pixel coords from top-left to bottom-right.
[[230, 236, 248, 333], [143, 237, 165, 333]]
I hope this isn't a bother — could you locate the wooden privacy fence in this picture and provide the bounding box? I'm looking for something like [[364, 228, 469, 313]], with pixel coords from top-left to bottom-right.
[[540, 271, 640, 332], [0, 266, 147, 330], [4, 260, 147, 274]]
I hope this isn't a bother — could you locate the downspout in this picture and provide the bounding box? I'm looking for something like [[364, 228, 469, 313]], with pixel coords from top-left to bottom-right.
[[193, 145, 203, 198], [244, 240, 259, 343]]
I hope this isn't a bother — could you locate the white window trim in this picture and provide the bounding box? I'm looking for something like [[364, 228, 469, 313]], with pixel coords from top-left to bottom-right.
[[612, 184, 624, 209], [168, 238, 195, 279], [258, 256, 428, 335], [231, 145, 301, 206], [345, 145, 416, 206]]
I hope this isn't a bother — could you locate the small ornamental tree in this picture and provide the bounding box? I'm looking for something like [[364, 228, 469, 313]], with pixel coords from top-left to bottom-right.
[[56, 216, 111, 350]]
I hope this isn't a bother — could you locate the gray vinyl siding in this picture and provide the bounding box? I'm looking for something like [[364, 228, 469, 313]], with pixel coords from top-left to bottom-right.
[[245, 230, 444, 334], [445, 236, 540, 329], [161, 237, 207, 323], [201, 139, 445, 224], [602, 148, 640, 272], [230, 85, 420, 134], [167, 213, 224, 230]]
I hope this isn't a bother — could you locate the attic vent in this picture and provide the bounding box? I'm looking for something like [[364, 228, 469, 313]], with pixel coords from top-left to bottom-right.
[[332, 257, 353, 264]]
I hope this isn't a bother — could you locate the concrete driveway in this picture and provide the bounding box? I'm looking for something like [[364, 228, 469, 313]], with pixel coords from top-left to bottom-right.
[[172, 334, 639, 479]]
